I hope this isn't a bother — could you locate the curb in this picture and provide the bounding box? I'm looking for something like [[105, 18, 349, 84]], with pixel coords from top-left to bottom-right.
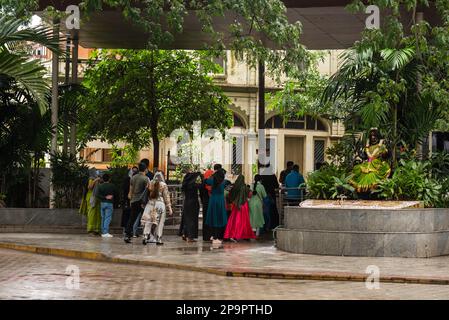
[[1, 242, 449, 285]]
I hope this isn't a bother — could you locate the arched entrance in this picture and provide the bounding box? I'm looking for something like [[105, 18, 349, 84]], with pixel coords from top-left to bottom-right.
[[264, 114, 330, 175]]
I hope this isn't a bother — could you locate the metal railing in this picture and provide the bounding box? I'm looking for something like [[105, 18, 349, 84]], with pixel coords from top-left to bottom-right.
[[166, 184, 307, 227], [167, 184, 183, 226], [277, 186, 307, 226]]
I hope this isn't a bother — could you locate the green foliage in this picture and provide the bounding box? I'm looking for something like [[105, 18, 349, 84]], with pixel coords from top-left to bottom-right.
[[266, 52, 336, 121], [374, 158, 441, 207], [306, 165, 350, 200], [58, 84, 86, 152], [50, 152, 89, 208], [325, 134, 365, 169], [0, 16, 58, 208], [0, 0, 38, 20], [330, 175, 356, 199], [78, 0, 311, 81], [322, 1, 449, 158], [429, 151, 449, 179], [0, 16, 60, 113], [80, 49, 233, 167], [0, 75, 52, 207], [109, 145, 138, 169], [428, 151, 449, 207]]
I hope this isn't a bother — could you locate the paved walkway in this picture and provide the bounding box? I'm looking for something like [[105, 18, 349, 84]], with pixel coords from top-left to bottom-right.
[[1, 233, 449, 285], [2, 249, 449, 299]]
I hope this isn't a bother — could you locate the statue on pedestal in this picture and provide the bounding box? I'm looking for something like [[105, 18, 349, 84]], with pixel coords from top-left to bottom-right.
[[350, 128, 391, 193]]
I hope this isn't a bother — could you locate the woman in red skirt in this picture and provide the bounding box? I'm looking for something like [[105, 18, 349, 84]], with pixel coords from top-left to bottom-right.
[[224, 175, 256, 242]]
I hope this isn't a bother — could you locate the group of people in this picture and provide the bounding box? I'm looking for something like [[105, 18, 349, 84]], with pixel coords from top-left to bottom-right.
[[80, 158, 172, 245], [279, 161, 306, 202], [80, 159, 303, 246], [122, 160, 172, 245], [178, 164, 280, 245], [79, 171, 118, 238]]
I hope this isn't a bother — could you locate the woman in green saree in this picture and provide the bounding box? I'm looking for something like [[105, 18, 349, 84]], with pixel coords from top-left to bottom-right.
[[79, 171, 102, 235]]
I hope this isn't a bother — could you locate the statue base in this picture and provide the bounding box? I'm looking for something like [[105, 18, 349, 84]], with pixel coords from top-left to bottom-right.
[[276, 203, 449, 258]]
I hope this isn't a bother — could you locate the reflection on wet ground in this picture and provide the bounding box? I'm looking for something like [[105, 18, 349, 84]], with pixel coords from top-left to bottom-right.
[[1, 233, 449, 282], [4, 248, 449, 300]]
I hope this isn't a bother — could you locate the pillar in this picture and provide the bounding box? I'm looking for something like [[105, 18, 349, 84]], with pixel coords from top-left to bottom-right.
[[69, 31, 79, 156], [49, 19, 60, 209]]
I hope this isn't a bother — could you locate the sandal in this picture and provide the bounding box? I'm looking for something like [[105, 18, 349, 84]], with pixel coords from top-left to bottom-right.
[[182, 235, 187, 241]]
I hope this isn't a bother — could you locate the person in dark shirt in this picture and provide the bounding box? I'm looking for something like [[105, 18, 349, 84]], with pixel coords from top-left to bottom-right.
[[259, 166, 280, 230], [279, 161, 294, 185], [121, 166, 138, 232], [97, 173, 116, 238], [124, 162, 150, 243], [140, 158, 154, 180], [285, 164, 305, 203]]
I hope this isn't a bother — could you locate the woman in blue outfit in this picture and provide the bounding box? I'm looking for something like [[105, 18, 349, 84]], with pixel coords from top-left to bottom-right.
[[205, 168, 228, 244]]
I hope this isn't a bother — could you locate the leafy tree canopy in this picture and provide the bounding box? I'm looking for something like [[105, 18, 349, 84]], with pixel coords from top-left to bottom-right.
[[266, 51, 336, 122], [0, 0, 38, 20], [80, 49, 233, 166]]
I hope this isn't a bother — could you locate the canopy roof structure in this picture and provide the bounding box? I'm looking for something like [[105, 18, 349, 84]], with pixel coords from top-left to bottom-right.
[[37, 0, 440, 50]]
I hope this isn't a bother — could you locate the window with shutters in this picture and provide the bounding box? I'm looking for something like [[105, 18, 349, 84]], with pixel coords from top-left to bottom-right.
[[314, 140, 326, 170], [231, 136, 243, 175]]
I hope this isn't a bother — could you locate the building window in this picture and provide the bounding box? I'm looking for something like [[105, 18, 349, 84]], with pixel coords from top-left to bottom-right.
[[102, 149, 113, 162], [432, 132, 449, 152], [206, 53, 226, 77], [285, 116, 305, 129], [232, 113, 246, 128], [265, 115, 327, 131], [81, 148, 102, 162], [314, 140, 325, 170], [231, 136, 243, 175]]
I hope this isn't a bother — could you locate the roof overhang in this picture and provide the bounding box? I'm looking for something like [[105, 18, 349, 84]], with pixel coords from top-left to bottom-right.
[[37, 1, 440, 50]]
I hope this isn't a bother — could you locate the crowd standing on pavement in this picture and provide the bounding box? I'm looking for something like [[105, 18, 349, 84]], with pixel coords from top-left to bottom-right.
[[80, 159, 305, 245]]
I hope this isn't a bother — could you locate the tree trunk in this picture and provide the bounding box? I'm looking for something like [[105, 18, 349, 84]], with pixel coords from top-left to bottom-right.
[[152, 132, 160, 170], [49, 19, 60, 209], [33, 155, 39, 207], [69, 32, 79, 156], [63, 126, 68, 154], [148, 50, 159, 170], [415, 11, 424, 159], [27, 169, 32, 208], [63, 34, 70, 155], [392, 104, 398, 166]]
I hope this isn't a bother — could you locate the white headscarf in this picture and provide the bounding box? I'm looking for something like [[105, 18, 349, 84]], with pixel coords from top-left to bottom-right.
[[152, 171, 165, 183]]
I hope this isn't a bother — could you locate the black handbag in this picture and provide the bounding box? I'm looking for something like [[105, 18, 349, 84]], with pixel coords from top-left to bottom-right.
[[139, 188, 149, 206]]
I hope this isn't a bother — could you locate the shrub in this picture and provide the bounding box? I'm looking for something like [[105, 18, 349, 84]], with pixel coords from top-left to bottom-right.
[[50, 152, 89, 208], [374, 159, 441, 207], [306, 164, 353, 200]]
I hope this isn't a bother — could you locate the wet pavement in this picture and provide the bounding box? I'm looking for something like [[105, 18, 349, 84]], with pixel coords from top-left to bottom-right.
[[1, 248, 449, 299], [0, 233, 449, 285]]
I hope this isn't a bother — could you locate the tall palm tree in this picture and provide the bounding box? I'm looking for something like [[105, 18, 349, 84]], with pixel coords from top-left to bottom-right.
[[0, 15, 61, 113]]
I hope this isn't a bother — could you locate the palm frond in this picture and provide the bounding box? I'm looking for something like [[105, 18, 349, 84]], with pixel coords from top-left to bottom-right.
[[401, 95, 442, 145], [380, 47, 415, 71], [0, 16, 61, 54], [0, 50, 50, 113]]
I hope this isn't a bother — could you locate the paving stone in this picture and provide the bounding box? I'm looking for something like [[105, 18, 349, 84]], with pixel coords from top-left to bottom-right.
[[2, 249, 449, 300]]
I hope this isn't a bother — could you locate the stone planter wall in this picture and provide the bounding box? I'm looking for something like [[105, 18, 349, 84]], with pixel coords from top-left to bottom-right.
[[276, 207, 449, 258], [0, 208, 122, 233]]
